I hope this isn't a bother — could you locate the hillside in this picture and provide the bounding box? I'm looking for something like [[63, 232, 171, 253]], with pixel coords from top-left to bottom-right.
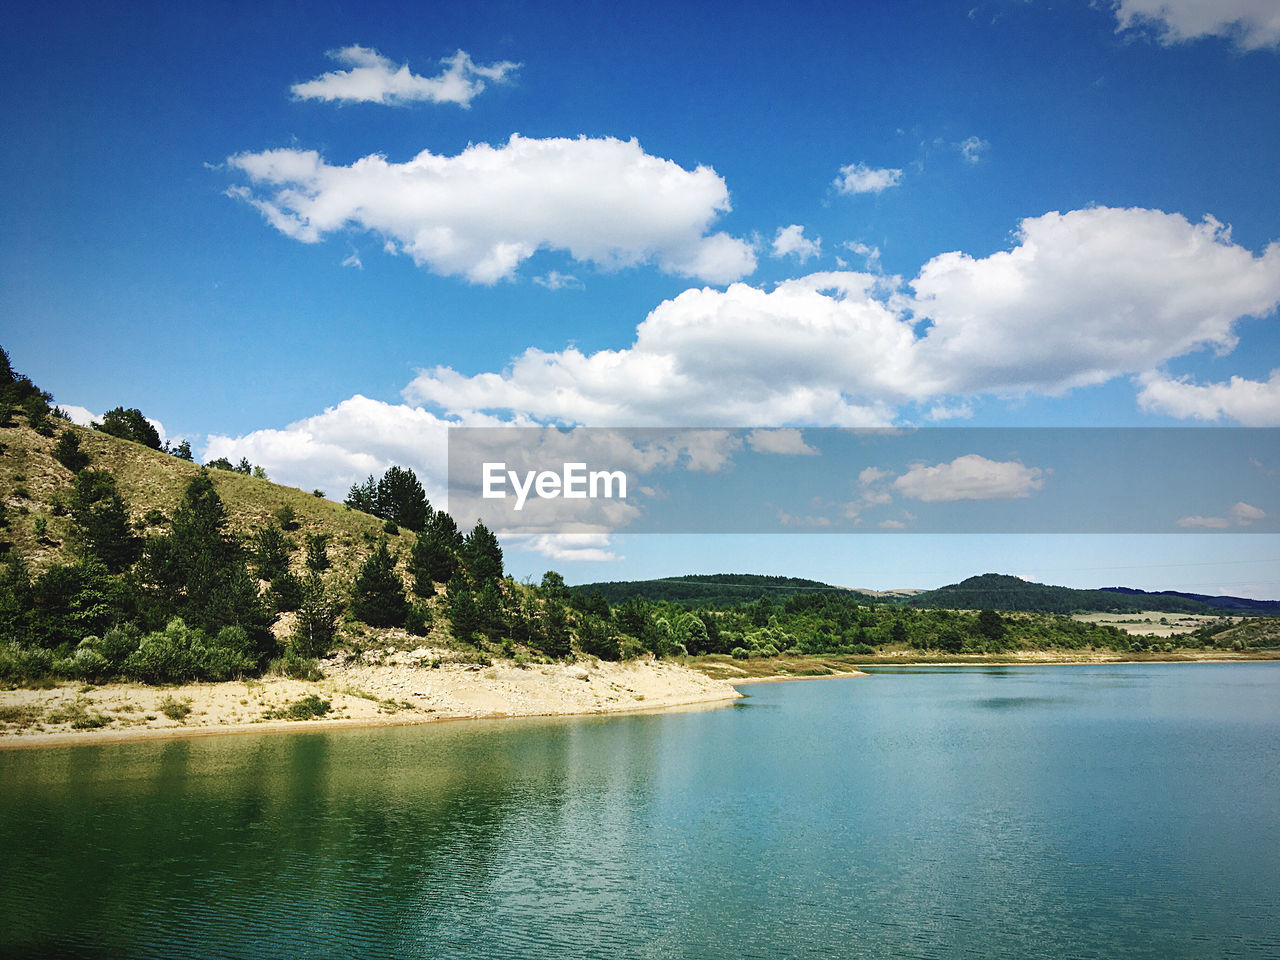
[[1, 419, 412, 583], [1099, 586, 1280, 616], [573, 573, 851, 607], [907, 573, 1223, 615]]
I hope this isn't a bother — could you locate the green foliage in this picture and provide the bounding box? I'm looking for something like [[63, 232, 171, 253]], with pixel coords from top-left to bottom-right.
[[266, 694, 330, 720], [269, 650, 323, 681], [345, 466, 431, 531], [350, 540, 408, 628], [70, 469, 139, 572], [173, 439, 194, 461], [304, 533, 330, 572], [251, 523, 293, 582], [447, 575, 481, 643], [0, 641, 54, 684], [291, 573, 343, 659], [269, 570, 304, 613], [93, 407, 162, 449], [275, 504, 299, 531], [159, 696, 192, 721], [54, 430, 90, 471], [405, 601, 433, 637], [462, 520, 503, 588], [383, 519, 399, 535], [139, 472, 275, 665], [409, 521, 458, 595], [206, 457, 234, 471], [122, 619, 256, 684]]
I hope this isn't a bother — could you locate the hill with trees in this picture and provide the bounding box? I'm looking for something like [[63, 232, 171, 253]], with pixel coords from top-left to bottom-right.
[[905, 573, 1235, 615]]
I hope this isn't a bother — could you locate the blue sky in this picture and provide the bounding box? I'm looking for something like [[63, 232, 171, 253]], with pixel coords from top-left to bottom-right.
[[3, 0, 1279, 595]]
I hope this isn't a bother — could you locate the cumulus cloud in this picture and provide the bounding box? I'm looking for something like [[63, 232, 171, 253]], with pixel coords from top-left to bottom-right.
[[55, 404, 97, 427], [1112, 0, 1280, 51], [533, 270, 583, 290], [202, 394, 457, 505], [771, 224, 821, 262], [1136, 370, 1280, 425], [227, 135, 756, 284], [834, 162, 903, 195], [746, 428, 819, 455], [1177, 502, 1267, 528], [291, 46, 519, 106], [401, 206, 1280, 426], [911, 207, 1280, 396], [1231, 501, 1267, 524], [1176, 515, 1234, 528], [960, 136, 990, 163], [503, 533, 621, 563], [892, 455, 1045, 502]]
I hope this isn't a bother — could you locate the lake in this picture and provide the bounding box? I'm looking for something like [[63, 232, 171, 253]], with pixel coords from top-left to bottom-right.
[[2, 663, 1278, 959]]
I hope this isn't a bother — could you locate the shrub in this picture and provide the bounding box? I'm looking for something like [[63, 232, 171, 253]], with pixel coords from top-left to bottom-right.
[[383, 519, 399, 535], [270, 650, 322, 681], [0, 642, 54, 684], [266, 694, 331, 720], [275, 505, 299, 531], [304, 533, 330, 572], [48, 699, 111, 729], [853, 643, 876, 656], [405, 602, 433, 637], [158, 696, 192, 722], [730, 646, 749, 660], [54, 430, 90, 471]]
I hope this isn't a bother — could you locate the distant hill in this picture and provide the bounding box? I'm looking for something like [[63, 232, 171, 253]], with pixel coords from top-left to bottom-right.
[[572, 573, 850, 607], [1099, 586, 1280, 615], [906, 573, 1268, 615]]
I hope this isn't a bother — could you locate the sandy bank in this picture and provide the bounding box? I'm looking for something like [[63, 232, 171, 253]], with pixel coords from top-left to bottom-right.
[[0, 657, 742, 750]]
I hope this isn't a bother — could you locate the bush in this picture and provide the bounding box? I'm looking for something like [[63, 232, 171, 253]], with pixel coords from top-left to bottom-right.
[[852, 643, 876, 656], [266, 694, 330, 720], [54, 430, 90, 471], [122, 619, 255, 685], [405, 602, 433, 636], [270, 650, 323, 682], [158, 696, 192, 721], [730, 646, 749, 660], [275, 505, 299, 531], [0, 642, 54, 684]]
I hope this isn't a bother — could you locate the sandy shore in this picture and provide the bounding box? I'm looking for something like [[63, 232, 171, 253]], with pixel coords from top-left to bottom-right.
[[0, 656, 742, 750]]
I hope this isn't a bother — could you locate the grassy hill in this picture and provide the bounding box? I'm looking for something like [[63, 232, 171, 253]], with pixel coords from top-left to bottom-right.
[[1, 419, 414, 584], [906, 573, 1230, 615], [573, 573, 851, 607]]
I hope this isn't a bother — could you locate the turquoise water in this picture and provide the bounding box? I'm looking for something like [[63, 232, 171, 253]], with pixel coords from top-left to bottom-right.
[[2, 663, 1278, 959]]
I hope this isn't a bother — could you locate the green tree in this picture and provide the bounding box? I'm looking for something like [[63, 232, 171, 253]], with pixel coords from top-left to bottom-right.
[[978, 608, 1006, 642], [54, 430, 90, 471], [350, 540, 408, 627], [463, 520, 503, 588], [305, 533, 330, 572], [345, 475, 378, 514], [69, 470, 139, 572], [140, 471, 274, 664], [173, 439, 194, 461], [93, 407, 162, 449], [250, 523, 292, 582], [292, 573, 343, 658], [376, 466, 431, 531], [447, 575, 481, 643]]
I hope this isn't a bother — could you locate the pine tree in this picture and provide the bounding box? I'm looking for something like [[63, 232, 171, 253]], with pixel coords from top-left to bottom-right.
[[93, 407, 162, 449], [376, 466, 431, 531], [69, 470, 139, 573], [292, 573, 343, 658], [463, 520, 503, 588], [350, 540, 408, 627]]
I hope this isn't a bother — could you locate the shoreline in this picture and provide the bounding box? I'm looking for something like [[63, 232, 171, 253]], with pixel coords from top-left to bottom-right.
[[0, 658, 742, 752]]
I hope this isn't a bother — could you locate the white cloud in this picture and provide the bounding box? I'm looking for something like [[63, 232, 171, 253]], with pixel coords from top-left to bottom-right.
[[771, 224, 821, 262], [834, 162, 903, 195], [202, 394, 457, 505], [1177, 514, 1233, 528], [227, 135, 756, 285], [911, 208, 1280, 396], [1136, 369, 1280, 425], [534, 270, 583, 290], [858, 466, 891, 486], [1177, 502, 1267, 529], [404, 272, 907, 426], [56, 404, 96, 426], [504, 533, 621, 563], [892, 455, 1045, 503], [925, 401, 974, 421], [746, 428, 819, 455], [1231, 501, 1267, 524], [341, 249, 363, 269], [960, 136, 990, 163], [1112, 0, 1280, 51], [401, 206, 1280, 427], [291, 46, 519, 106]]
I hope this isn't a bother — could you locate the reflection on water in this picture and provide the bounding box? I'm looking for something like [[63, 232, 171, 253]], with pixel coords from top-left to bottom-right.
[[2, 664, 1279, 959]]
